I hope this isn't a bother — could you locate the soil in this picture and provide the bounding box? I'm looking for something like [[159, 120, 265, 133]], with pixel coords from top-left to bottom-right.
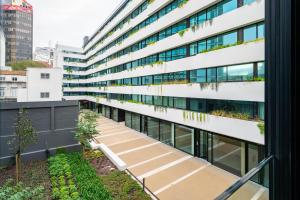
[[0, 160, 52, 200], [88, 153, 116, 175]]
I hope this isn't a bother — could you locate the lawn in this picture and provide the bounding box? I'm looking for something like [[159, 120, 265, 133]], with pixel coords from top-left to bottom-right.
[[0, 150, 151, 200]]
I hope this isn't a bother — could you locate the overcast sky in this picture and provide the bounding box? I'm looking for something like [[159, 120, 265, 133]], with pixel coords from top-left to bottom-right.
[[29, 0, 123, 49]]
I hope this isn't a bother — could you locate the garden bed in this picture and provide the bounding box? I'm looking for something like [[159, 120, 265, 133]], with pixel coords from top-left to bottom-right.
[[0, 160, 51, 199], [0, 150, 151, 200]]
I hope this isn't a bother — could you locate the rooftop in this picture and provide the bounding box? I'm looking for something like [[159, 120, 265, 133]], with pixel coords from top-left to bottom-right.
[[0, 70, 26, 76]]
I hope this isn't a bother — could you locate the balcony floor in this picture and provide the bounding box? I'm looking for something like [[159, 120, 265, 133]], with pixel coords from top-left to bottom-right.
[[94, 116, 268, 200]]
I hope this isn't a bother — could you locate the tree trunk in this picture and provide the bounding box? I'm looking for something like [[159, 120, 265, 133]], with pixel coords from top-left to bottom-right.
[[15, 152, 21, 183]]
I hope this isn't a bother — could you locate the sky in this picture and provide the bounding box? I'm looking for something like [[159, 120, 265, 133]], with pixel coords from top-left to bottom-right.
[[28, 0, 123, 49]]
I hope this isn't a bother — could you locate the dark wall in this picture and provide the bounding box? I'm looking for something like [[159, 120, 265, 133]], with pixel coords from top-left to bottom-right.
[[0, 101, 80, 166]]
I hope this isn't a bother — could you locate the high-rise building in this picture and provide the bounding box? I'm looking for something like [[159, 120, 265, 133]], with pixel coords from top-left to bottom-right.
[[0, 0, 33, 63], [56, 0, 265, 178]]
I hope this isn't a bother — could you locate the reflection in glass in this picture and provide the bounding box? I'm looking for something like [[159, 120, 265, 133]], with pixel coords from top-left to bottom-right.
[[175, 125, 194, 154], [160, 121, 173, 146], [147, 117, 159, 140]]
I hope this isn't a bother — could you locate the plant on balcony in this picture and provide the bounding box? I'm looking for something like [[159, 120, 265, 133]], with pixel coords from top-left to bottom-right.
[[7, 108, 37, 183], [154, 106, 167, 113], [147, 41, 156, 46], [210, 110, 251, 121], [254, 77, 265, 81], [257, 121, 265, 135], [147, 0, 155, 4], [178, 29, 187, 37], [183, 111, 207, 122], [178, 0, 189, 8]]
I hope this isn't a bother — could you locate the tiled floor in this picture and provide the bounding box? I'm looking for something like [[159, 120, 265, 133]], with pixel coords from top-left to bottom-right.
[[94, 116, 268, 200]]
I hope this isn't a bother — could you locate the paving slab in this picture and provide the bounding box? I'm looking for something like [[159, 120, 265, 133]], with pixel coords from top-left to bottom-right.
[[109, 138, 155, 154]]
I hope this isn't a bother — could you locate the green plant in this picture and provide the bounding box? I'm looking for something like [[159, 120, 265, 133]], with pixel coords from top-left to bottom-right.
[[67, 153, 112, 200], [178, 29, 187, 37], [147, 0, 155, 4], [0, 179, 45, 200], [76, 111, 99, 151], [210, 110, 252, 121], [178, 0, 189, 8], [254, 77, 265, 81], [257, 121, 265, 135], [7, 108, 37, 183]]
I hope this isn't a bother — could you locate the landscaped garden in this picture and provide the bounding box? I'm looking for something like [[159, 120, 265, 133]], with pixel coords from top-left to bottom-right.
[[0, 110, 151, 200]]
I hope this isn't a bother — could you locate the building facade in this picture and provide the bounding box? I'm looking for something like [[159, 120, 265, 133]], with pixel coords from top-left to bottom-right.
[[34, 47, 54, 67], [0, 0, 33, 63], [0, 69, 26, 102], [17, 67, 63, 102], [0, 28, 5, 66], [56, 0, 265, 178]]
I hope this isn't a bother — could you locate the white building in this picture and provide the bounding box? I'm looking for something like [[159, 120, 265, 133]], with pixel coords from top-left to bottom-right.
[[0, 28, 5, 67], [33, 47, 54, 67], [17, 68, 63, 102], [55, 0, 265, 177], [0, 70, 26, 102]]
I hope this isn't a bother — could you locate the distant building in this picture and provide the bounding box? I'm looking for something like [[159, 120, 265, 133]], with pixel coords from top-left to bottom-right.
[[0, 0, 33, 63], [0, 28, 5, 66], [0, 70, 26, 102], [17, 68, 63, 102], [34, 47, 54, 67]]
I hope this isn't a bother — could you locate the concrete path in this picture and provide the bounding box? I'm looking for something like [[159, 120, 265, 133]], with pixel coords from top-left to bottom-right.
[[94, 116, 268, 200]]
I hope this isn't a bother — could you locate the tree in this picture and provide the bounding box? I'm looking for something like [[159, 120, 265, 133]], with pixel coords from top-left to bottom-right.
[[75, 111, 99, 155], [8, 108, 37, 183]]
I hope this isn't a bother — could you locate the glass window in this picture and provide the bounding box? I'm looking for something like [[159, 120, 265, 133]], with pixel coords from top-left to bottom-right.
[[207, 5, 218, 20], [190, 15, 198, 27], [154, 96, 163, 106], [154, 75, 163, 84], [257, 23, 265, 38], [190, 99, 206, 112], [147, 117, 159, 140], [144, 95, 153, 105], [258, 102, 265, 120], [132, 77, 141, 86], [175, 125, 194, 154], [257, 62, 265, 79], [218, 0, 237, 15], [198, 40, 207, 53], [227, 64, 254, 81], [160, 121, 173, 146], [244, 0, 256, 5], [197, 11, 207, 24], [174, 97, 186, 109], [207, 37, 218, 50], [212, 135, 243, 176], [217, 67, 228, 82], [131, 113, 141, 132], [171, 47, 186, 60], [168, 97, 174, 107], [207, 68, 217, 82], [243, 25, 257, 42], [190, 69, 206, 83], [220, 31, 238, 46], [190, 43, 198, 56], [142, 76, 153, 85]]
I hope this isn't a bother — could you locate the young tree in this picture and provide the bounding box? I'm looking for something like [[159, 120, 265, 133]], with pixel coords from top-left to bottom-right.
[[75, 111, 99, 155], [8, 108, 37, 183]]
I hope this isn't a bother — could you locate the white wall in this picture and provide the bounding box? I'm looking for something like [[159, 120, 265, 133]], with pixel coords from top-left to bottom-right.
[[17, 68, 63, 102], [0, 29, 5, 67]]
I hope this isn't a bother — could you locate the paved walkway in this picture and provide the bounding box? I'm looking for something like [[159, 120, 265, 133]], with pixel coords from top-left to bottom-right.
[[94, 116, 268, 200]]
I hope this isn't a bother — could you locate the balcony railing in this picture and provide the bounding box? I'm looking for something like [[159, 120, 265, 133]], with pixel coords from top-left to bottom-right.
[[215, 155, 274, 200]]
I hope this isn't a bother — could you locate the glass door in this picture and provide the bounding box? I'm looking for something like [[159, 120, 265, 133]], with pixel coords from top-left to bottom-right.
[[194, 130, 208, 159]]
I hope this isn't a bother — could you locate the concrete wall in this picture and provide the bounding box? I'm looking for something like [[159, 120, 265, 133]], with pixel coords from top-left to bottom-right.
[[17, 68, 63, 102], [0, 100, 80, 166]]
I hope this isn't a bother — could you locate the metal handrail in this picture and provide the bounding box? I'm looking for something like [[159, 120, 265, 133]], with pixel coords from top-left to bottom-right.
[[126, 169, 160, 200], [215, 155, 274, 200]]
